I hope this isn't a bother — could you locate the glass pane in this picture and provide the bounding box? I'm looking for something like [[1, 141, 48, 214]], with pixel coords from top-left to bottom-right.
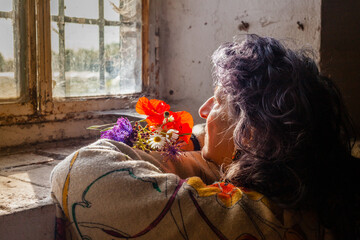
[[104, 0, 120, 21], [104, 25, 141, 94], [104, 26, 121, 94], [122, 25, 142, 94], [51, 21, 61, 97], [0, 0, 12, 12], [51, 0, 142, 98], [0, 18, 17, 100], [106, 0, 141, 22], [64, 0, 98, 19], [50, 0, 59, 16], [52, 23, 101, 97], [127, 0, 141, 22]]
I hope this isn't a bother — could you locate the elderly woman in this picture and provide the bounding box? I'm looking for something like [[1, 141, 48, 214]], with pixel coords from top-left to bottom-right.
[[51, 34, 359, 240]]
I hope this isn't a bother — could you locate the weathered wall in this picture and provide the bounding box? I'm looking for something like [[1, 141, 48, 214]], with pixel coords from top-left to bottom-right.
[[158, 0, 322, 123], [320, 0, 360, 133]]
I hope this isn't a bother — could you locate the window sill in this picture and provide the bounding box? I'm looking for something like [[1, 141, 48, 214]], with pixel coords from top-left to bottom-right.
[[0, 139, 94, 215], [0, 108, 144, 219], [0, 139, 94, 238], [0, 108, 144, 150]]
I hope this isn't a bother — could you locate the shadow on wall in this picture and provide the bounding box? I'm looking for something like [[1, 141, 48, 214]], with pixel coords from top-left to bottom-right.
[[320, 0, 360, 134]]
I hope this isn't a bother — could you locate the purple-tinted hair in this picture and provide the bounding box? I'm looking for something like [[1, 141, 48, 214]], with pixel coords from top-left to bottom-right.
[[212, 34, 358, 239]]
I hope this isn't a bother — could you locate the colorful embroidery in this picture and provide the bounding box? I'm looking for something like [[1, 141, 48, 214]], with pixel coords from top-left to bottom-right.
[[54, 143, 316, 239], [239, 186, 285, 224], [187, 177, 242, 207], [71, 168, 176, 239], [189, 191, 229, 240], [239, 186, 263, 201], [62, 151, 79, 219]]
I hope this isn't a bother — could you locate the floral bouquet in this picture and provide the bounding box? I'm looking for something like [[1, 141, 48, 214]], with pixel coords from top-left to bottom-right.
[[88, 97, 194, 160]]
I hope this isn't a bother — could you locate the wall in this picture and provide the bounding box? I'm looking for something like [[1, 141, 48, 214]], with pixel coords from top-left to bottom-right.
[[0, 205, 55, 240], [158, 0, 322, 123], [320, 0, 360, 133]]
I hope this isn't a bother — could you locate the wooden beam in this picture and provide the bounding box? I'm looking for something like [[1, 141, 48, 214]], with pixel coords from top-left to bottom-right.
[[0, 11, 12, 19], [99, 0, 105, 90], [36, 0, 53, 113], [58, 0, 66, 97], [51, 15, 134, 26], [142, 0, 149, 89], [26, 0, 37, 111]]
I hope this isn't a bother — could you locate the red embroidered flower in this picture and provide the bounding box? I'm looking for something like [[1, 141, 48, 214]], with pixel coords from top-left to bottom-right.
[[187, 177, 243, 207], [209, 181, 243, 206]]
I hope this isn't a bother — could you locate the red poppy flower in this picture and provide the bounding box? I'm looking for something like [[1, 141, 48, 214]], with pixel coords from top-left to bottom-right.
[[136, 97, 170, 126], [136, 97, 193, 143], [163, 111, 193, 143]]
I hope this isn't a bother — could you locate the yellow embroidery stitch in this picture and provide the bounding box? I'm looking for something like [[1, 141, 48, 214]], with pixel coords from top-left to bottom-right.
[[62, 151, 79, 219], [187, 177, 243, 207]]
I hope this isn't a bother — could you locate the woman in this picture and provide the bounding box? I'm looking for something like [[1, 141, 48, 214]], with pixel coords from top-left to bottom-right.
[[51, 34, 359, 240]]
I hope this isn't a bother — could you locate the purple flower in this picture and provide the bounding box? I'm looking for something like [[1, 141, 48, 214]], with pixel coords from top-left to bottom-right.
[[100, 117, 133, 145], [161, 141, 183, 161], [116, 117, 133, 133]]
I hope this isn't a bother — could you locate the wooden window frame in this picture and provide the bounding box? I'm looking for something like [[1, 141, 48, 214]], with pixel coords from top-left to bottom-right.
[[0, 0, 150, 125], [0, 0, 37, 117]]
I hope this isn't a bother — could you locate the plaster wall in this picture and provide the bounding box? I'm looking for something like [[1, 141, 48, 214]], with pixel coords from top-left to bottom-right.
[[158, 0, 321, 123]]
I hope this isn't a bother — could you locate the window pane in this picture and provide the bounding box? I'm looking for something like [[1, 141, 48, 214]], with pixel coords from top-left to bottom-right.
[[51, 0, 142, 98], [104, 26, 121, 94], [52, 23, 101, 97], [124, 0, 142, 22], [0, 1, 12, 12], [0, 17, 17, 100], [105, 0, 142, 22], [104, 0, 120, 21], [50, 0, 59, 16], [51, 21, 61, 97], [65, 0, 98, 19], [105, 25, 142, 94]]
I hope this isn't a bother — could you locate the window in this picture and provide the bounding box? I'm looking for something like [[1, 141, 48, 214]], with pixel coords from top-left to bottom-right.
[[0, 0, 149, 123], [0, 3, 17, 100], [51, 0, 142, 97], [0, 1, 36, 118]]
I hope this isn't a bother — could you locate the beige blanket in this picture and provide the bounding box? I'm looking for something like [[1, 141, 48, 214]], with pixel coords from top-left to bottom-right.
[[50, 139, 332, 240]]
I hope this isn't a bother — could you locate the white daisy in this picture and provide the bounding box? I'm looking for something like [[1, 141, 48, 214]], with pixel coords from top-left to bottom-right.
[[148, 133, 166, 149], [166, 129, 179, 141], [163, 115, 175, 124]]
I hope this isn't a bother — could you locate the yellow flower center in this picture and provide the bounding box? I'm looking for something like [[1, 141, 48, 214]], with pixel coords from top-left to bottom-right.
[[154, 136, 162, 142]]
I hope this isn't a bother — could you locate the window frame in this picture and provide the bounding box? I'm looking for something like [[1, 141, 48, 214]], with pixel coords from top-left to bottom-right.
[[0, 0, 37, 117], [0, 0, 150, 124]]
